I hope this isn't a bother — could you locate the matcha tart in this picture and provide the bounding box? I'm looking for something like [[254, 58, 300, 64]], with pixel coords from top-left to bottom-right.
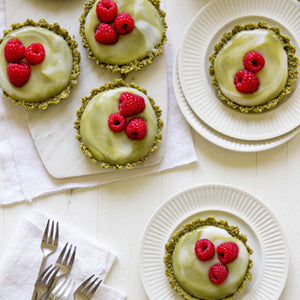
[[0, 19, 80, 110], [209, 22, 298, 113], [74, 79, 163, 169], [164, 216, 253, 300], [79, 0, 167, 75]]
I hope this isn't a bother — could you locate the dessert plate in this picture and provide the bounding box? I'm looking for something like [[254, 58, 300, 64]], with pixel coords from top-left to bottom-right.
[[174, 50, 300, 152], [140, 184, 289, 300], [178, 0, 300, 141]]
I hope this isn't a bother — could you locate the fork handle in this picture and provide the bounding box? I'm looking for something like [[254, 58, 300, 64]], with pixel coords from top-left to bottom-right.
[[31, 256, 47, 300]]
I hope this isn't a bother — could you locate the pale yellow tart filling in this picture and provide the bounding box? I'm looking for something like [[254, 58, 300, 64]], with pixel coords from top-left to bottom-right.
[[0, 26, 73, 102], [84, 0, 165, 65], [79, 87, 159, 165], [214, 29, 288, 106], [172, 226, 249, 300]]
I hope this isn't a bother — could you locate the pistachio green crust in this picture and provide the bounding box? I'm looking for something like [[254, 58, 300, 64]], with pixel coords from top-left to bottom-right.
[[209, 22, 299, 113], [79, 0, 167, 76], [164, 216, 253, 300], [0, 19, 81, 110], [74, 79, 163, 169]]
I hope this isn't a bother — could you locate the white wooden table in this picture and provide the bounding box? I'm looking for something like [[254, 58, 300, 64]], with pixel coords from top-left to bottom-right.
[[1, 0, 300, 299]]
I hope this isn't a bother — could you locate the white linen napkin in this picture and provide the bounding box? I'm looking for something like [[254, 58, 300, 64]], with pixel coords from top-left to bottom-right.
[[0, 211, 126, 300], [0, 1, 198, 205]]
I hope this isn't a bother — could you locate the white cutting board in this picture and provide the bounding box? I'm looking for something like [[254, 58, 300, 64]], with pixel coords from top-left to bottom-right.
[[5, 0, 167, 179]]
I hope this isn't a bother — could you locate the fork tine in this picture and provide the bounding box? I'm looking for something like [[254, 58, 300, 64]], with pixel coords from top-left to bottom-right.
[[48, 220, 54, 244], [56, 242, 68, 264], [38, 264, 53, 282], [42, 219, 50, 243], [67, 246, 76, 268], [76, 274, 93, 292], [87, 278, 102, 298], [54, 222, 59, 246], [51, 278, 74, 298]]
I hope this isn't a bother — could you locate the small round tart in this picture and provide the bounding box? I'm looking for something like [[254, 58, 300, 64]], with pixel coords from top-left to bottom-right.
[[209, 22, 298, 113], [0, 19, 80, 110], [164, 217, 253, 300], [74, 79, 163, 169], [79, 0, 167, 75]]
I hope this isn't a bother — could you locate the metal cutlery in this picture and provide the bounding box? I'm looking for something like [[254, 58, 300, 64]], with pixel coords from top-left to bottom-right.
[[73, 275, 102, 300], [47, 278, 74, 300]]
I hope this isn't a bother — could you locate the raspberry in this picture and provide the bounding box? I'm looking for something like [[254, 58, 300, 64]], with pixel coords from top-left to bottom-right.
[[7, 62, 31, 87], [114, 13, 134, 35], [108, 113, 126, 132], [209, 264, 228, 284], [96, 0, 118, 23], [4, 39, 25, 63], [25, 43, 45, 65], [217, 242, 239, 265], [234, 70, 259, 94], [194, 239, 215, 261], [243, 51, 265, 73], [119, 92, 145, 117], [126, 117, 147, 140], [95, 23, 118, 45]]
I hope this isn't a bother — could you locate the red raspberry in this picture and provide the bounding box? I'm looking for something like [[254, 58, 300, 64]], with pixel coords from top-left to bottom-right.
[[25, 43, 45, 65], [7, 62, 31, 87], [4, 39, 25, 63], [114, 13, 134, 35], [119, 92, 145, 117], [209, 264, 228, 284], [108, 113, 126, 132], [243, 51, 265, 73], [194, 239, 215, 261], [96, 0, 118, 23], [126, 117, 147, 140], [234, 70, 259, 94], [217, 242, 239, 265], [95, 23, 118, 45]]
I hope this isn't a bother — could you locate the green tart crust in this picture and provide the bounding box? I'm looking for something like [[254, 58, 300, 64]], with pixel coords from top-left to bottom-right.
[[164, 216, 253, 300], [79, 0, 167, 76], [74, 79, 163, 169], [209, 22, 299, 113], [0, 19, 81, 110]]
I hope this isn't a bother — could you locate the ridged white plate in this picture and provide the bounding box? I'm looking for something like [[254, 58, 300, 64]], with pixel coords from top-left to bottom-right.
[[140, 184, 289, 300], [174, 50, 300, 152], [178, 0, 300, 141]]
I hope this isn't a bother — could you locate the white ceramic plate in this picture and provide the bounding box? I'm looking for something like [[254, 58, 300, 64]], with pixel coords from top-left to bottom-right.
[[174, 50, 300, 152], [178, 0, 300, 141], [140, 184, 289, 300]]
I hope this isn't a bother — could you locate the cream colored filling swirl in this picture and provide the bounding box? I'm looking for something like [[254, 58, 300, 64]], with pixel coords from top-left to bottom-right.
[[84, 0, 164, 65], [214, 29, 288, 106], [80, 87, 158, 165], [172, 226, 249, 300], [0, 26, 73, 102]]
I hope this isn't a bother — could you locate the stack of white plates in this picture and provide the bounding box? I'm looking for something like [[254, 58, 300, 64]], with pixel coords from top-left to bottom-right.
[[174, 0, 300, 152]]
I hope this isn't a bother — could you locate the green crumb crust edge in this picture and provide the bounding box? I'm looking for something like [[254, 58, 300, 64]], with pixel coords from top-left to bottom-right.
[[0, 19, 81, 110], [208, 22, 299, 113], [79, 0, 167, 76], [74, 78, 164, 169], [164, 216, 253, 300]]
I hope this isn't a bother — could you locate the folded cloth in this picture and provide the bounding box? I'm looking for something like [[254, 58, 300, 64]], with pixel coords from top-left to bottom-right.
[[0, 0, 198, 205], [0, 211, 126, 300]]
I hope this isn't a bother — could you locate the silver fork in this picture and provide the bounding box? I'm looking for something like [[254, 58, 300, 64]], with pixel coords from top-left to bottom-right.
[[33, 264, 60, 300], [32, 219, 59, 300], [73, 275, 102, 300], [50, 242, 77, 290], [47, 278, 74, 300]]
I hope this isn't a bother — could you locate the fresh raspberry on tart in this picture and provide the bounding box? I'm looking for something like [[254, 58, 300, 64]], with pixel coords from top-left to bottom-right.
[[108, 112, 127, 132], [4, 39, 25, 63], [96, 0, 118, 23], [7, 62, 31, 87], [194, 239, 215, 261], [119, 92, 145, 116], [114, 12, 135, 35], [217, 242, 239, 265], [209, 264, 228, 284], [243, 51, 265, 73], [126, 117, 147, 140], [25, 43, 45, 65], [234, 70, 259, 94], [95, 23, 118, 45]]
